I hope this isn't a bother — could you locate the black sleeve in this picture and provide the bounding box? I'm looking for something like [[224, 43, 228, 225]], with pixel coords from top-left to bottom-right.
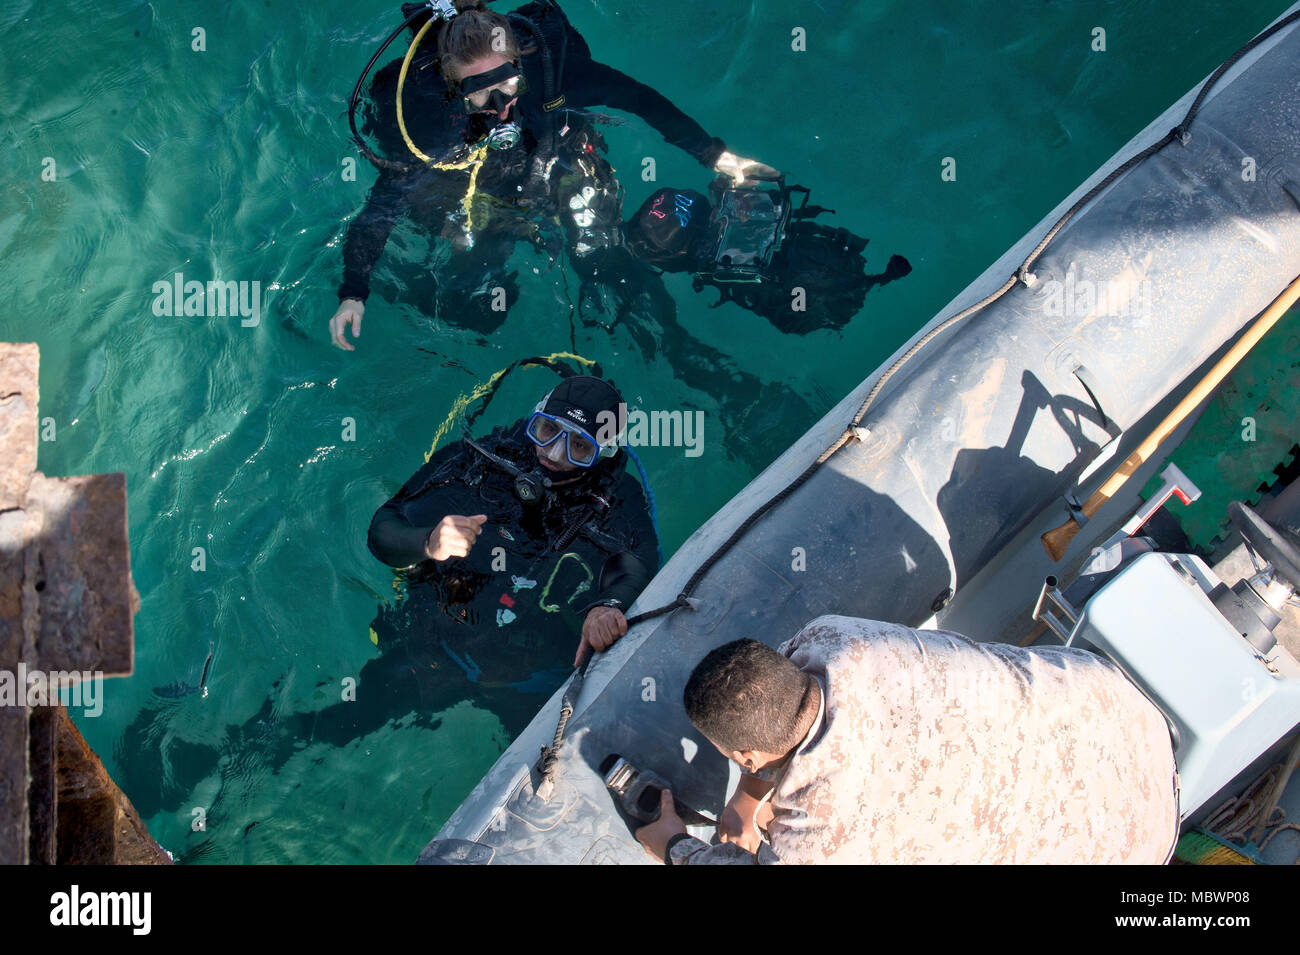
[[580, 468, 660, 612], [340, 60, 464, 302], [339, 167, 414, 303], [588, 551, 652, 611], [556, 17, 725, 167], [367, 441, 470, 568]]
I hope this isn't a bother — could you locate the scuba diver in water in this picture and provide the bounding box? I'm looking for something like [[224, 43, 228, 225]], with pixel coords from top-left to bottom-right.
[[624, 177, 913, 334], [117, 370, 657, 828], [294, 371, 660, 748], [305, 372, 656, 744], [367, 371, 657, 684], [329, 0, 777, 344]]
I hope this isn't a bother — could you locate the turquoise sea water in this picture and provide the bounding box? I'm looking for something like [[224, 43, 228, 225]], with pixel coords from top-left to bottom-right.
[[2, 0, 1287, 863]]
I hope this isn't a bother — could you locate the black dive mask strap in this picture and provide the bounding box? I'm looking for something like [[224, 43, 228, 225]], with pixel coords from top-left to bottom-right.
[[457, 62, 521, 96]]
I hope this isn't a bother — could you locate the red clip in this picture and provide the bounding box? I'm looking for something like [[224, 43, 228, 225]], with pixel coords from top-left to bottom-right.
[[499, 594, 515, 608]]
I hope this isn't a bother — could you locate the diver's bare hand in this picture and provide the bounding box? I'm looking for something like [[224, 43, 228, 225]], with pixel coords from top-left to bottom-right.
[[330, 298, 365, 351], [574, 605, 628, 667], [425, 514, 488, 561], [713, 150, 781, 187]]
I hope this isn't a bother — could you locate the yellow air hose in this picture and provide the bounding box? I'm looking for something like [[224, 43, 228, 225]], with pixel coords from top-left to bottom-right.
[[395, 19, 491, 230], [424, 352, 598, 462]]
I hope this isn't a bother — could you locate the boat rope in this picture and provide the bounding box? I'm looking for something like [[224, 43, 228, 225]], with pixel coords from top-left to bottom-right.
[[532, 9, 1300, 791], [1201, 762, 1300, 853], [535, 653, 590, 793], [867, 7, 1300, 425]]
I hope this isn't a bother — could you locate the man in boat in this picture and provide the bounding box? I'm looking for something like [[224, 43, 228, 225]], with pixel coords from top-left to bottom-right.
[[636, 615, 1180, 864]]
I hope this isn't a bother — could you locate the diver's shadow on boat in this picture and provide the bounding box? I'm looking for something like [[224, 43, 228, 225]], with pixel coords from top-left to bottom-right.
[[936, 369, 1112, 579]]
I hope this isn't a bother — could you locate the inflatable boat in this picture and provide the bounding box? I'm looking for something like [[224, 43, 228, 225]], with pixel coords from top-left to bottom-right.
[[418, 4, 1300, 864]]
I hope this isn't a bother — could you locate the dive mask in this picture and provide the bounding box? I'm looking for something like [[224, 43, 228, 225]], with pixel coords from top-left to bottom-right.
[[525, 412, 612, 468], [458, 63, 527, 114]]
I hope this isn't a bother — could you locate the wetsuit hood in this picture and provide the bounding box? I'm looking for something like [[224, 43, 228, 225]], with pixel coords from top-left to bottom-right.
[[538, 375, 623, 441]]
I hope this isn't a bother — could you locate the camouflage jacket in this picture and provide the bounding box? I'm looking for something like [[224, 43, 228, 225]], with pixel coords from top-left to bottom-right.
[[669, 615, 1180, 864]]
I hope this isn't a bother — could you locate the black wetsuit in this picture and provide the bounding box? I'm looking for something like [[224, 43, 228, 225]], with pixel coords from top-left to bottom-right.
[[340, 0, 725, 325], [353, 420, 658, 736], [116, 420, 658, 826]]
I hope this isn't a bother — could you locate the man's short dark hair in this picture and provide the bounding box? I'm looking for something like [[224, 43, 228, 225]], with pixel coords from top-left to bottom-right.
[[682, 639, 815, 755]]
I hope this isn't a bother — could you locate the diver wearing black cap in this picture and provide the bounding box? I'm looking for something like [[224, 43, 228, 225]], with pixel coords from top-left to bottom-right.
[[120, 375, 657, 807], [357, 374, 658, 736], [329, 0, 777, 346]]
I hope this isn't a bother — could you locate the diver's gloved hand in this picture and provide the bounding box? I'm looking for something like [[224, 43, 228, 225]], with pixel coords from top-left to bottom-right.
[[574, 605, 628, 667], [425, 514, 488, 562], [713, 150, 781, 187], [329, 298, 366, 351]]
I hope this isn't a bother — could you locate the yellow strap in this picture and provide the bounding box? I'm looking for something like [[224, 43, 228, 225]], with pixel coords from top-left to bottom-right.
[[455, 143, 490, 231], [395, 20, 491, 230], [424, 352, 598, 462]]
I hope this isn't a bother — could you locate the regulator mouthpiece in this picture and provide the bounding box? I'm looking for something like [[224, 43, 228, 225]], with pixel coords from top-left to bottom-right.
[[486, 121, 522, 150]]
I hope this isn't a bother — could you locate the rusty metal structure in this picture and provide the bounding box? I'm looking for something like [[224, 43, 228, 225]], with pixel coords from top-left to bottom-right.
[[0, 343, 168, 865]]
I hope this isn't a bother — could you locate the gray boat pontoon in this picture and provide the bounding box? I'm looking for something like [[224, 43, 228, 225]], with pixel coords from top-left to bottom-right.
[[419, 4, 1300, 864]]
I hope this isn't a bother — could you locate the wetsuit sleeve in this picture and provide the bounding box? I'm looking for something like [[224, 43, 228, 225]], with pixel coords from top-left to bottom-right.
[[339, 167, 413, 303], [579, 469, 660, 612], [585, 551, 651, 612], [568, 60, 726, 167], [551, 13, 725, 167], [367, 442, 468, 568]]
